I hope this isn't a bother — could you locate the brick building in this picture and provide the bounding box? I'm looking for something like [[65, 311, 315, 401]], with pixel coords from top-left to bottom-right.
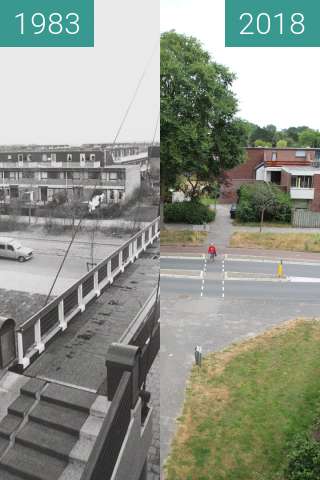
[[222, 147, 320, 211], [0, 146, 144, 205]]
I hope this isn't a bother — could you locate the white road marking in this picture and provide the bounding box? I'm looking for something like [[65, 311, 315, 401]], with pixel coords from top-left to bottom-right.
[[225, 255, 320, 267]]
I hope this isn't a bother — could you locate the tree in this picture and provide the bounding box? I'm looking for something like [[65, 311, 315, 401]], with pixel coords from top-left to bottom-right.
[[276, 139, 288, 148], [298, 128, 320, 148], [250, 124, 277, 146], [254, 139, 272, 148], [160, 31, 247, 199], [253, 182, 277, 232]]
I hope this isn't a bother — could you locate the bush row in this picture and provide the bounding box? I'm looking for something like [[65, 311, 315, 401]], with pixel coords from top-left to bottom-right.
[[164, 201, 215, 224]]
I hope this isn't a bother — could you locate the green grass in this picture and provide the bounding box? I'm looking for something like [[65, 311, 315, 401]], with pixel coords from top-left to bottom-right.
[[200, 197, 217, 207], [161, 229, 208, 246], [232, 220, 292, 228], [165, 320, 320, 480], [230, 232, 320, 252]]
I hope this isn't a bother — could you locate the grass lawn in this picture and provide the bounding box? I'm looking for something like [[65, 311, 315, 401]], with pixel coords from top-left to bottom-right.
[[232, 220, 292, 228], [230, 231, 320, 252], [161, 229, 208, 246], [200, 197, 217, 207], [165, 320, 320, 480]]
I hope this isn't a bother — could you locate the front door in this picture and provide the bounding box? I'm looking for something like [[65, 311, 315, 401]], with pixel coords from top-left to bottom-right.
[[40, 187, 48, 202]]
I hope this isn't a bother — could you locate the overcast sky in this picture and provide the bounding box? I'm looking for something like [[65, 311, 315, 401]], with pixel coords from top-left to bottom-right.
[[161, 0, 320, 131], [0, 0, 159, 145]]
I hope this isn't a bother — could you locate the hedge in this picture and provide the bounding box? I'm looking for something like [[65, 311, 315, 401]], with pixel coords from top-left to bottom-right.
[[164, 201, 215, 224]]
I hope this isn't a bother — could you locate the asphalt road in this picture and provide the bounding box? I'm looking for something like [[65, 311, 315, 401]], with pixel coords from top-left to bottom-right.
[[161, 254, 320, 466], [0, 235, 126, 296]]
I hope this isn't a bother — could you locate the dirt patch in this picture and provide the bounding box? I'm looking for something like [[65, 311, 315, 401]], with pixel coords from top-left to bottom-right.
[[0, 289, 50, 327]]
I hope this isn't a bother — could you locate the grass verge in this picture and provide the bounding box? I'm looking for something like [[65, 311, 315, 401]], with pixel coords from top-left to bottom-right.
[[161, 229, 208, 246], [165, 319, 320, 480], [230, 231, 320, 252], [232, 220, 292, 228]]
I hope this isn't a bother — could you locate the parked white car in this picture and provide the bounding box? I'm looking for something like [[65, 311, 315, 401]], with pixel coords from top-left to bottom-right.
[[0, 237, 33, 262]]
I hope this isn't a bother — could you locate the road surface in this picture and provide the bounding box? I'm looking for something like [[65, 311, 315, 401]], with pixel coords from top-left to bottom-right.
[[0, 234, 128, 296], [161, 253, 320, 465]]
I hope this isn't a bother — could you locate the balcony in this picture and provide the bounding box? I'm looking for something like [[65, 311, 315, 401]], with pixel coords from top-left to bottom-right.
[[290, 188, 315, 200], [0, 161, 101, 169], [0, 178, 125, 188]]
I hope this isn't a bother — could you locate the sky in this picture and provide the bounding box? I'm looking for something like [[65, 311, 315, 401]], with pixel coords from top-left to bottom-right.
[[0, 0, 159, 145], [161, 0, 320, 131]]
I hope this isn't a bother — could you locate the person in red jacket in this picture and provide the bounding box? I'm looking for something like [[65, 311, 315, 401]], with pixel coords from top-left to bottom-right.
[[208, 243, 217, 261]]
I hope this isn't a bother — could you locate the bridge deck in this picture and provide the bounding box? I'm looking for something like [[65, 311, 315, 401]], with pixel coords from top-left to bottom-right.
[[25, 243, 159, 393]]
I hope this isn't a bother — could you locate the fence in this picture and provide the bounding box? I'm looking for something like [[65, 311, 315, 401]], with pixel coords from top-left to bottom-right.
[[16, 217, 160, 369], [292, 209, 320, 228], [81, 287, 160, 480]]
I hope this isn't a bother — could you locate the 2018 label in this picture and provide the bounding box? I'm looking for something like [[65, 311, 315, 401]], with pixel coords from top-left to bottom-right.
[[240, 12, 305, 36]]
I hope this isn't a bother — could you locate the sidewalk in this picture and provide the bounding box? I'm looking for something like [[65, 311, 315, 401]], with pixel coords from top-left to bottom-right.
[[162, 203, 320, 263]]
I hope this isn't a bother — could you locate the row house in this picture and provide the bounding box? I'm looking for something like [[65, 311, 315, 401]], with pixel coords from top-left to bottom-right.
[[0, 148, 141, 205], [223, 147, 320, 211]]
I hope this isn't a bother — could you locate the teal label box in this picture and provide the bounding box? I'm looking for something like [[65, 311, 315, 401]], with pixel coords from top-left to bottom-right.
[[0, 0, 94, 47], [226, 0, 319, 47]]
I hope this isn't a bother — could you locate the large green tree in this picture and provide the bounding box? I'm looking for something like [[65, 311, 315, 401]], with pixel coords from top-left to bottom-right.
[[160, 31, 247, 199]]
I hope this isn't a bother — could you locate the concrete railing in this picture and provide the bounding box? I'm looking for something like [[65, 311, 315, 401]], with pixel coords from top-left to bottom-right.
[[16, 217, 160, 369]]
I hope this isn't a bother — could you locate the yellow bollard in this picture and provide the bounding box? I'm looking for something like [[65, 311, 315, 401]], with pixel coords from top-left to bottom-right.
[[277, 260, 283, 278]]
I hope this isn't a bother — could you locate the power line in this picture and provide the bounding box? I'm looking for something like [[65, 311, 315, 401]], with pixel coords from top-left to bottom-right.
[[44, 42, 159, 304]]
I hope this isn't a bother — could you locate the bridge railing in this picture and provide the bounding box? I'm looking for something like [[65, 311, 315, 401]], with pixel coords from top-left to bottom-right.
[[81, 287, 160, 480], [16, 217, 160, 369]]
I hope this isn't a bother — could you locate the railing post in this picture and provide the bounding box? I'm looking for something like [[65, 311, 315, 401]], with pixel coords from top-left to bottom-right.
[[17, 332, 30, 368], [149, 226, 153, 245], [78, 284, 85, 312], [107, 260, 113, 284], [106, 343, 140, 408], [134, 238, 138, 259], [119, 250, 124, 273], [58, 299, 67, 331], [94, 271, 100, 297], [129, 241, 134, 263], [142, 232, 146, 251], [34, 319, 45, 354]]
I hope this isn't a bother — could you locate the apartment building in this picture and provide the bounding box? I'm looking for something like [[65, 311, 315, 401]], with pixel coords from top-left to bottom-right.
[[0, 147, 141, 205], [223, 147, 320, 211]]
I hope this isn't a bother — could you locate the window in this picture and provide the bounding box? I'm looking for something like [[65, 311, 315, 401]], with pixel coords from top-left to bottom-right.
[[73, 171, 80, 180], [27, 154, 32, 162], [291, 176, 313, 188], [40, 172, 48, 179], [48, 172, 59, 179], [7, 245, 14, 252], [110, 172, 118, 181], [296, 150, 306, 158], [271, 152, 277, 161], [67, 154, 73, 162], [80, 154, 86, 163], [0, 244, 5, 250], [42, 154, 48, 162], [90, 154, 96, 162], [9, 172, 16, 179], [51, 154, 57, 162], [119, 191, 123, 200], [110, 190, 115, 200], [18, 154, 23, 162], [7, 155, 12, 160], [88, 172, 99, 180], [23, 171, 34, 179]]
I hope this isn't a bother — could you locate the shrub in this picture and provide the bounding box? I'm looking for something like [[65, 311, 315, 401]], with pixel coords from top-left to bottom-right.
[[236, 183, 292, 224], [164, 201, 215, 224], [285, 435, 320, 479]]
